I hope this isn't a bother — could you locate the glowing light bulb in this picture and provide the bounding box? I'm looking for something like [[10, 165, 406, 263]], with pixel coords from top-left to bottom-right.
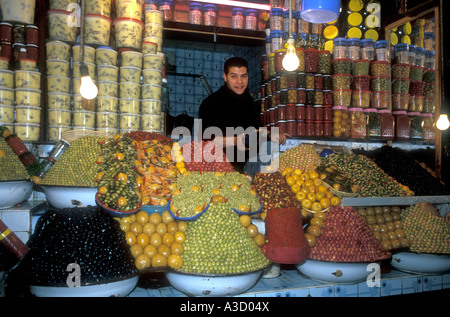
[[80, 75, 98, 99], [436, 114, 450, 131], [282, 38, 299, 72]]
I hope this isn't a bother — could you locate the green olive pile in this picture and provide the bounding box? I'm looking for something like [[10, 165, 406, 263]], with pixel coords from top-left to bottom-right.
[[180, 202, 269, 274], [401, 204, 450, 254], [322, 152, 412, 197], [276, 143, 323, 173], [0, 138, 29, 181], [96, 135, 141, 212], [170, 171, 261, 218], [40, 136, 101, 186]]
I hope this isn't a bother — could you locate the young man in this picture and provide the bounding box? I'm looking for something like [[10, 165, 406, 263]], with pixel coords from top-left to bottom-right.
[[198, 57, 287, 172]]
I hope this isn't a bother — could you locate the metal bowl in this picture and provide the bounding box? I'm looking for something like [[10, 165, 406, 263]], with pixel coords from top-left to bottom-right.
[[391, 252, 450, 274], [0, 180, 33, 209], [40, 185, 97, 209], [165, 267, 266, 297], [29, 275, 139, 297], [296, 259, 382, 284], [167, 199, 208, 221]]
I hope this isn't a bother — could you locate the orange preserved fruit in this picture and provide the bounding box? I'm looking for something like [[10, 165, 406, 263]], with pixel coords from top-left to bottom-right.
[[155, 222, 168, 235], [135, 210, 149, 224], [149, 212, 162, 225], [162, 232, 175, 246], [135, 254, 151, 270], [130, 244, 144, 258], [136, 232, 150, 247], [168, 254, 183, 270], [150, 232, 162, 247], [125, 231, 136, 245], [177, 221, 188, 232], [174, 231, 186, 243], [307, 225, 322, 237], [253, 233, 266, 247], [130, 222, 143, 235], [151, 253, 168, 268], [142, 222, 156, 236], [143, 244, 157, 259], [170, 242, 184, 255], [330, 196, 341, 206], [157, 244, 171, 257]]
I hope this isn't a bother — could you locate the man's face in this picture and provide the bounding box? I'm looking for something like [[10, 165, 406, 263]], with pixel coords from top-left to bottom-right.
[[223, 66, 248, 95]]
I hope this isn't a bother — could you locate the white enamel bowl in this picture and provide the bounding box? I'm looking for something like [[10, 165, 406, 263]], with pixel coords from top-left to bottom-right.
[[390, 252, 450, 274], [41, 185, 97, 209], [0, 180, 33, 209]]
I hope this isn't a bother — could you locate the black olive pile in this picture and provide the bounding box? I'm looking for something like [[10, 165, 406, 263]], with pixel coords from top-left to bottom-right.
[[23, 206, 137, 286], [369, 146, 449, 196]]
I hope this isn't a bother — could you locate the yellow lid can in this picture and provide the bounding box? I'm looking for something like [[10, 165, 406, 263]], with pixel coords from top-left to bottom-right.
[[349, 0, 364, 12], [324, 25, 339, 39], [348, 12, 363, 26], [347, 27, 362, 39], [364, 29, 379, 42]]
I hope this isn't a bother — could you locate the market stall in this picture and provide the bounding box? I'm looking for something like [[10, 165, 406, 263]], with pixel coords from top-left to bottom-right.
[[0, 0, 449, 298]]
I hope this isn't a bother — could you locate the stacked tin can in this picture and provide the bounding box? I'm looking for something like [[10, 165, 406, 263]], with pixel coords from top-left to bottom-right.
[[0, 20, 41, 141]]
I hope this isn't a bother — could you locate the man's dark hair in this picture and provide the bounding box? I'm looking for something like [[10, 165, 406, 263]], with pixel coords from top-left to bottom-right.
[[224, 57, 248, 74]]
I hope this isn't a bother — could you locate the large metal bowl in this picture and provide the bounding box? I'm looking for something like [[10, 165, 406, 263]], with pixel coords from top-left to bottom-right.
[[296, 259, 382, 284], [390, 252, 450, 274], [29, 275, 139, 297], [40, 185, 97, 209], [0, 180, 33, 209], [165, 267, 266, 297]]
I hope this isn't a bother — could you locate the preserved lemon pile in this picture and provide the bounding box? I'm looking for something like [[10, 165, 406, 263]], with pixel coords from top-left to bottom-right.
[[180, 202, 269, 274], [0, 137, 29, 181], [118, 209, 188, 271], [40, 136, 101, 186]]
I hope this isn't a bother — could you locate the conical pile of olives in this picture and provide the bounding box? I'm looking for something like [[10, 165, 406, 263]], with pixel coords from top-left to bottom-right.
[[0, 137, 29, 181]]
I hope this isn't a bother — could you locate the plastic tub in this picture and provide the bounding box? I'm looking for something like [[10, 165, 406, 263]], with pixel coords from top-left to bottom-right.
[[332, 89, 351, 107], [119, 98, 140, 114], [96, 96, 118, 112], [73, 43, 96, 64], [141, 84, 161, 100], [144, 22, 163, 38], [0, 0, 36, 24], [0, 69, 14, 88], [332, 38, 348, 60], [331, 74, 352, 90], [46, 59, 70, 77], [48, 0, 77, 10], [96, 46, 118, 66], [119, 81, 140, 99], [142, 41, 158, 55], [113, 17, 144, 49], [370, 76, 390, 92], [97, 80, 119, 97], [97, 65, 119, 81], [300, 0, 340, 24], [73, 110, 96, 128], [85, 0, 112, 17], [392, 78, 410, 94], [423, 97, 434, 113], [392, 63, 410, 79], [352, 59, 370, 76], [143, 36, 162, 52], [96, 127, 118, 136], [408, 95, 424, 112], [121, 51, 143, 68], [331, 58, 352, 74], [144, 9, 163, 24], [15, 88, 41, 106], [47, 10, 77, 43], [0, 104, 14, 122], [0, 57, 9, 69], [351, 75, 370, 91], [45, 41, 71, 61], [48, 124, 71, 141], [391, 93, 409, 111], [47, 92, 71, 110], [141, 114, 161, 130], [84, 14, 112, 46], [15, 105, 41, 124], [141, 99, 161, 114], [15, 70, 41, 89], [119, 112, 140, 130], [73, 61, 96, 78], [0, 87, 14, 105], [409, 80, 425, 96], [96, 111, 118, 128], [73, 94, 96, 111], [189, 2, 202, 25], [19, 59, 37, 71], [47, 75, 70, 93], [143, 53, 164, 70], [114, 0, 144, 19], [370, 61, 391, 77], [370, 91, 389, 109], [119, 66, 141, 82], [351, 90, 371, 108], [142, 68, 162, 85], [14, 122, 40, 141], [48, 108, 71, 125]]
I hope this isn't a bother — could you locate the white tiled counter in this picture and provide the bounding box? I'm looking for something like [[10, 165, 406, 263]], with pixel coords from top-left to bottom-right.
[[129, 269, 450, 298]]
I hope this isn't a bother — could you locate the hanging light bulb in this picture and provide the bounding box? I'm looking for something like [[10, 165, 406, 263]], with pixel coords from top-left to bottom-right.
[[79, 63, 98, 100], [282, 38, 299, 71], [436, 114, 450, 131]]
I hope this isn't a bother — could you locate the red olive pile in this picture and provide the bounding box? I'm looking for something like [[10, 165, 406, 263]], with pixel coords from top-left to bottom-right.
[[181, 140, 235, 172], [322, 152, 413, 197], [308, 206, 391, 262]]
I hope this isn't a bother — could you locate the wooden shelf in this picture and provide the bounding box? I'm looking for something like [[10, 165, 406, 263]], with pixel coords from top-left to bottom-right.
[[163, 21, 266, 46]]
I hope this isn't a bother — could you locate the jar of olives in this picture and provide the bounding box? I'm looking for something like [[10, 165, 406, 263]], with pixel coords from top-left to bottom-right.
[[352, 59, 370, 76], [296, 46, 305, 72], [422, 113, 436, 141], [304, 48, 318, 73], [297, 72, 306, 88], [423, 97, 434, 113], [364, 108, 381, 138], [297, 88, 306, 104], [333, 38, 348, 60], [296, 104, 305, 120], [371, 76, 390, 92], [392, 110, 410, 140], [408, 95, 424, 112], [392, 93, 409, 111], [349, 107, 366, 139], [318, 50, 331, 74], [392, 63, 410, 79], [409, 66, 423, 81], [332, 106, 350, 138], [409, 111, 424, 140]]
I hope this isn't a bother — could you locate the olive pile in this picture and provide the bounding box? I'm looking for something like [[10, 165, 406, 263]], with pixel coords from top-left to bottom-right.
[[252, 171, 300, 215], [40, 136, 101, 186], [180, 202, 269, 274], [401, 204, 450, 254], [276, 143, 323, 173], [0, 137, 29, 181], [182, 140, 235, 172], [323, 152, 413, 197], [96, 135, 141, 211], [23, 206, 137, 286], [170, 171, 261, 218]]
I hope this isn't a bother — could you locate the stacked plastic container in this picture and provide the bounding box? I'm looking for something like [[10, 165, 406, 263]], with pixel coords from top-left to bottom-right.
[[0, 16, 41, 141]]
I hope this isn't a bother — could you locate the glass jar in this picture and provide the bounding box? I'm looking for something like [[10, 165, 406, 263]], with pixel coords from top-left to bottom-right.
[[424, 50, 436, 71], [414, 47, 425, 68], [305, 120, 315, 136], [333, 37, 348, 60], [275, 49, 286, 74], [295, 46, 305, 72], [286, 119, 296, 136], [297, 72, 306, 88], [349, 107, 366, 139], [189, 2, 203, 25], [314, 121, 324, 137], [297, 88, 306, 104], [296, 119, 306, 136], [286, 103, 296, 120], [314, 90, 323, 105], [423, 32, 435, 51], [314, 105, 323, 122], [360, 38, 375, 61], [408, 44, 416, 65], [392, 110, 410, 140], [268, 53, 275, 77], [203, 4, 216, 26], [286, 73, 297, 88], [379, 109, 394, 140], [347, 38, 360, 61], [332, 106, 350, 138], [277, 104, 286, 120], [270, 7, 283, 31], [364, 108, 381, 139], [323, 105, 332, 121], [287, 88, 297, 104], [323, 74, 332, 91], [159, 0, 173, 20], [306, 89, 315, 105], [298, 18, 309, 34], [305, 105, 314, 121], [318, 50, 331, 74], [409, 111, 424, 140], [232, 7, 245, 29], [265, 36, 272, 56], [323, 90, 332, 105], [283, 10, 297, 34], [394, 43, 409, 64], [314, 74, 323, 90], [296, 104, 305, 120], [278, 120, 287, 135], [374, 40, 389, 61], [271, 30, 284, 53], [245, 9, 258, 30], [422, 113, 436, 141], [324, 121, 332, 137], [305, 73, 315, 90], [304, 49, 319, 73]]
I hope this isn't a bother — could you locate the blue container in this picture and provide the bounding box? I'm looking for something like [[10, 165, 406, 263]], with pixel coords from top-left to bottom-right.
[[300, 0, 341, 23]]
